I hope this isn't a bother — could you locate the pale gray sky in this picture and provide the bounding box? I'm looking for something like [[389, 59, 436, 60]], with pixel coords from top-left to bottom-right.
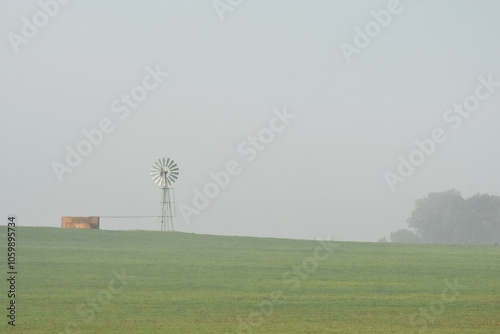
[[1, 0, 500, 241]]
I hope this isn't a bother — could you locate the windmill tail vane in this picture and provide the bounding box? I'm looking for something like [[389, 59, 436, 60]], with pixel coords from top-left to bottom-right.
[[150, 158, 179, 231]]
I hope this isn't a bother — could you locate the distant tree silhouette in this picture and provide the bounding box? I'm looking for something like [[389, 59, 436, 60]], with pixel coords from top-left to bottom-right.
[[377, 236, 388, 243], [408, 189, 464, 243], [390, 189, 500, 244], [389, 229, 420, 243], [461, 193, 500, 244]]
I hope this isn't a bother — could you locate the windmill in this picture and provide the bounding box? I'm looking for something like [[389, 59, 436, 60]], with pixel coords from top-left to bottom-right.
[[150, 158, 179, 231]]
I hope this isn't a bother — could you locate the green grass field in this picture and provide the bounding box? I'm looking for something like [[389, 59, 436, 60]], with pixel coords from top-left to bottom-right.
[[1, 226, 499, 333]]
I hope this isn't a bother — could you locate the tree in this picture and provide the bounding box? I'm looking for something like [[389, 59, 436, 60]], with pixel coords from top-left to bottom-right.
[[389, 229, 420, 243], [463, 193, 500, 244], [404, 189, 500, 244], [407, 189, 464, 243], [378, 236, 388, 243]]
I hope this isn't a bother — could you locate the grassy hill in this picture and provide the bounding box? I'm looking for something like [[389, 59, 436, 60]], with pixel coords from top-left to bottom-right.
[[1, 226, 499, 333]]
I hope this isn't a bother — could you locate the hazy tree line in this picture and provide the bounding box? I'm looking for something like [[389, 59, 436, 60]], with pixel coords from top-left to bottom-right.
[[381, 189, 500, 244]]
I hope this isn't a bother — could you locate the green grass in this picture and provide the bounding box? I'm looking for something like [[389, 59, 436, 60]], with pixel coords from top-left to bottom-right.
[[1, 226, 499, 333]]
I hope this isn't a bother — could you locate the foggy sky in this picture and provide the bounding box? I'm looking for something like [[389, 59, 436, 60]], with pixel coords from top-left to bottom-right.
[[1, 0, 500, 241]]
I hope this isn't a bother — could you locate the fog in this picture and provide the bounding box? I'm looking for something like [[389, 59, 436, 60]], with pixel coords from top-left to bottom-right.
[[1, 0, 500, 241]]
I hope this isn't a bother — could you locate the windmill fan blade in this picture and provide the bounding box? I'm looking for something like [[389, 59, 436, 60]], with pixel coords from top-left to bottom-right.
[[151, 158, 179, 186]]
